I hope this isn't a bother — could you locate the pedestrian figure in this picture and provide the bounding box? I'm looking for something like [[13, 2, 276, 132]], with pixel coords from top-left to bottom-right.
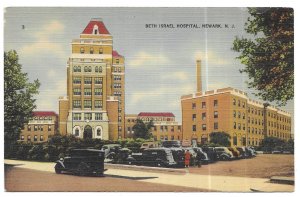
[[184, 150, 191, 168]]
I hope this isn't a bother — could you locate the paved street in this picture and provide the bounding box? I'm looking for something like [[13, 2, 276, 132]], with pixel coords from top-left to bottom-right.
[[4, 159, 294, 192]]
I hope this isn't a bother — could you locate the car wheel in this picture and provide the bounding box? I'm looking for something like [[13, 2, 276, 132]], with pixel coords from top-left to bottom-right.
[[54, 163, 63, 174], [221, 155, 229, 161], [76, 162, 89, 176]]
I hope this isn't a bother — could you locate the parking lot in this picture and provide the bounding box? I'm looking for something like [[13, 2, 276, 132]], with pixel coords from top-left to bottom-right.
[[188, 154, 294, 178]]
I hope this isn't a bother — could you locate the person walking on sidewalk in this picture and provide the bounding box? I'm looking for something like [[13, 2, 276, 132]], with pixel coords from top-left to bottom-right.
[[184, 150, 191, 168]]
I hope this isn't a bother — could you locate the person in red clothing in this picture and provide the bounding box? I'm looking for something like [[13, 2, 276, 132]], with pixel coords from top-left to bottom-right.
[[184, 150, 191, 168]]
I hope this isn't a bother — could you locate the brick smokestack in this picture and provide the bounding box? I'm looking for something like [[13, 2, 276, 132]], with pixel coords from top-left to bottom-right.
[[196, 59, 202, 92]]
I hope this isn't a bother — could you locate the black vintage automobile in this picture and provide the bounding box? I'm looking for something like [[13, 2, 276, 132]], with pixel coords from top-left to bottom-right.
[[54, 149, 106, 176], [170, 147, 185, 167]]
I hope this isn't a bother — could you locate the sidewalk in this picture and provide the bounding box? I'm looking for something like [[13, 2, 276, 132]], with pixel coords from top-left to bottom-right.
[[4, 159, 294, 192]]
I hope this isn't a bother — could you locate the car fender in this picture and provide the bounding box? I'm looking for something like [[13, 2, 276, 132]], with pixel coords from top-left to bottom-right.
[[56, 160, 65, 169]]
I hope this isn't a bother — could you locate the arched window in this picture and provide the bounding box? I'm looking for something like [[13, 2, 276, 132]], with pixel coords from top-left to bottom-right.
[[73, 66, 77, 72], [97, 128, 101, 136], [78, 66, 81, 72], [75, 128, 79, 136], [88, 66, 92, 72], [80, 47, 85, 54], [99, 66, 102, 73], [99, 48, 103, 54], [90, 47, 94, 54], [95, 66, 98, 72], [93, 25, 99, 35]]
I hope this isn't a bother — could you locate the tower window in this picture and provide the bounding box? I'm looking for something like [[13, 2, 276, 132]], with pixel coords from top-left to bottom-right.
[[80, 47, 85, 54], [90, 47, 94, 54]]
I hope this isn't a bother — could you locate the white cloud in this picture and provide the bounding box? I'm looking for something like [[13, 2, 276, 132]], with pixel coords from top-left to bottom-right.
[[127, 51, 170, 68], [35, 79, 66, 112], [19, 20, 66, 59], [194, 50, 230, 66], [164, 71, 189, 81]]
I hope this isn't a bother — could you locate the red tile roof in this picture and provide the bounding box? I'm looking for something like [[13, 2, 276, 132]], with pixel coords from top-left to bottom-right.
[[33, 111, 57, 117], [112, 50, 123, 58], [82, 19, 110, 34], [138, 112, 175, 117]]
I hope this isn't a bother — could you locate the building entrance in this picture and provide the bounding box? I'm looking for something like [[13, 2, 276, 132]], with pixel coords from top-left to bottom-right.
[[83, 125, 93, 139]]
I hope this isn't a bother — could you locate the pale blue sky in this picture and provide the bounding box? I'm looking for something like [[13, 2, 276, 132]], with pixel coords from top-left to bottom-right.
[[4, 7, 294, 130]]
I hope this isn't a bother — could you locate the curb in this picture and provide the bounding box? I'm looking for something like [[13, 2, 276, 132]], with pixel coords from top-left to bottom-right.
[[105, 163, 186, 174]]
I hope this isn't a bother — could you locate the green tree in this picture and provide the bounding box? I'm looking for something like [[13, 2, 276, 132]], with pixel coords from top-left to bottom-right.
[[4, 50, 40, 156], [209, 131, 231, 147], [233, 8, 294, 106], [132, 119, 154, 139], [260, 136, 285, 152]]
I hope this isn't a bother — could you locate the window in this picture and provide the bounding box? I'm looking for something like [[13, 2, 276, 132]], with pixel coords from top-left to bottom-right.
[[40, 135, 44, 141], [80, 47, 84, 54], [21, 135, 24, 140], [95, 88, 103, 96], [75, 128, 79, 136], [84, 77, 92, 84], [116, 59, 119, 64], [202, 102, 206, 108], [99, 66, 102, 73], [84, 100, 92, 108], [118, 67, 121, 72], [178, 126, 181, 131], [94, 77, 103, 84], [243, 124, 246, 130], [242, 102, 245, 108], [97, 128, 101, 136], [233, 122, 236, 129], [34, 135, 38, 141], [40, 126, 43, 131], [192, 125, 196, 132], [238, 100, 240, 107], [233, 99, 236, 105], [84, 88, 92, 96], [73, 113, 81, 121], [84, 113, 92, 120], [113, 83, 121, 88], [233, 110, 236, 118], [95, 66, 98, 72], [73, 77, 81, 84], [48, 125, 51, 131], [238, 123, 241, 130], [199, 113, 205, 121], [160, 126, 163, 132], [202, 124, 207, 131], [233, 136, 237, 146], [28, 125, 31, 131], [171, 126, 174, 132], [27, 135, 31, 141], [99, 48, 103, 54], [242, 113, 245, 119], [73, 88, 81, 95], [34, 125, 38, 131], [127, 127, 131, 134], [214, 122, 218, 130], [95, 100, 103, 108], [192, 114, 196, 121], [73, 100, 81, 108], [90, 47, 94, 54], [214, 100, 218, 107], [192, 103, 196, 109], [214, 111, 218, 118], [238, 111, 241, 118]]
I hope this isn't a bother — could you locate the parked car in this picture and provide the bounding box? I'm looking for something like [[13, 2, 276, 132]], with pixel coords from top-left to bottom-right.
[[193, 147, 210, 164], [54, 149, 106, 176], [161, 140, 181, 148], [214, 147, 234, 161], [101, 144, 121, 157], [236, 147, 250, 158], [131, 148, 176, 167], [170, 147, 185, 167], [140, 142, 159, 150], [228, 147, 241, 159], [245, 146, 256, 157], [202, 146, 218, 162]]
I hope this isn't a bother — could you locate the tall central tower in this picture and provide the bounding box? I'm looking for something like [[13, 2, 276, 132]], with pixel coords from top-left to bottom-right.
[[59, 18, 125, 140]]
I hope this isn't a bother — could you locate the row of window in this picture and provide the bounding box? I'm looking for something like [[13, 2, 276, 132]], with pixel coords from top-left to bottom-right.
[[113, 83, 122, 89], [268, 121, 290, 130], [268, 130, 290, 139], [30, 116, 53, 120], [192, 123, 215, 131], [192, 111, 218, 121], [73, 88, 103, 96], [73, 65, 103, 73], [73, 77, 103, 85], [192, 100, 218, 109], [153, 125, 181, 132], [113, 75, 122, 81], [73, 100, 103, 109], [156, 135, 180, 141], [21, 135, 44, 142], [73, 113, 103, 121], [80, 47, 104, 54], [73, 128, 102, 137], [233, 99, 246, 108], [27, 125, 52, 132]]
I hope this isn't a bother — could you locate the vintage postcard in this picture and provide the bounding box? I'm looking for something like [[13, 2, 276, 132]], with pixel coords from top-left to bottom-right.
[[4, 7, 294, 192]]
